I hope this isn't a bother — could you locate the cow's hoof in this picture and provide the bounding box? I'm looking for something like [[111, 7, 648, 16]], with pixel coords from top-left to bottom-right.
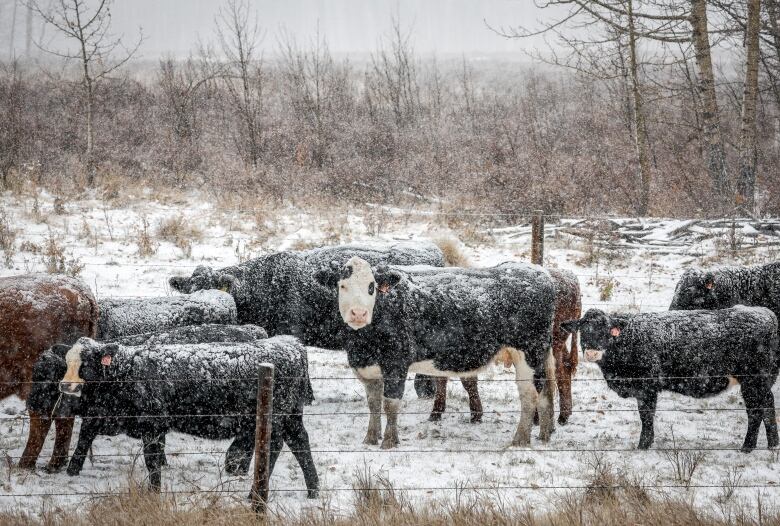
[[16, 461, 36, 471], [740, 445, 756, 454], [43, 463, 66, 474], [512, 432, 530, 447], [470, 414, 483, 424], [307, 489, 319, 499], [428, 412, 442, 422], [363, 432, 380, 446], [66, 465, 81, 477], [557, 414, 570, 426], [380, 437, 399, 449]]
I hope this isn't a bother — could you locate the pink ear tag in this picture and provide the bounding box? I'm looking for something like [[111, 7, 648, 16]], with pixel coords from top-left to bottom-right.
[[610, 327, 621, 337], [101, 355, 112, 366]]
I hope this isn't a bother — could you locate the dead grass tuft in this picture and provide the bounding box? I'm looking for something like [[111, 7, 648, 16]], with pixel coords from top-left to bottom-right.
[[157, 215, 203, 256], [432, 234, 470, 267], [135, 216, 158, 258], [0, 210, 17, 267]]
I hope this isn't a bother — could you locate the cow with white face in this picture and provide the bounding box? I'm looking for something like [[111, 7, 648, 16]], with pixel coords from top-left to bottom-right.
[[52, 335, 319, 496], [315, 257, 557, 449]]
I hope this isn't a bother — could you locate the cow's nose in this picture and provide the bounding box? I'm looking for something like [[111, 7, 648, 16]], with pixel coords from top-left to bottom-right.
[[350, 308, 368, 321], [59, 381, 83, 397]]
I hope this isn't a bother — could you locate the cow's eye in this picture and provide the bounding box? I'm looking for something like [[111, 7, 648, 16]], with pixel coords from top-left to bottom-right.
[[368, 282, 375, 295], [340, 284, 346, 290]]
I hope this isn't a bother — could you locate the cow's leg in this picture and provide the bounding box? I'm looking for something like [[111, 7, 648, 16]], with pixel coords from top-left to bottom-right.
[[556, 333, 574, 425], [267, 426, 285, 482], [414, 374, 437, 399], [636, 392, 658, 450], [740, 380, 766, 453], [225, 431, 255, 475], [762, 389, 779, 449], [18, 412, 54, 470], [460, 377, 483, 423], [507, 347, 537, 446], [282, 413, 319, 499], [380, 372, 406, 449], [142, 433, 166, 491], [67, 418, 102, 476], [536, 349, 556, 442], [356, 374, 384, 445], [46, 416, 75, 473], [429, 377, 448, 422]]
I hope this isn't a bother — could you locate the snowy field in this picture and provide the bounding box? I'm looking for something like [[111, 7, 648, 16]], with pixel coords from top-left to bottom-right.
[[1, 188, 779, 516]]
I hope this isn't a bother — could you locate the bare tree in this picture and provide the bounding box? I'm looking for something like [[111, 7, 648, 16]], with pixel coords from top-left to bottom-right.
[[212, 0, 264, 169], [280, 30, 351, 169], [367, 18, 420, 128], [0, 59, 25, 187], [29, 0, 142, 186], [494, 0, 667, 214], [736, 0, 761, 210]]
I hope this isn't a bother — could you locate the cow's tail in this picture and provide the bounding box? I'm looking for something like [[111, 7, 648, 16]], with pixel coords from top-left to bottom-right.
[[301, 348, 315, 406], [433, 235, 470, 268], [87, 292, 99, 339]]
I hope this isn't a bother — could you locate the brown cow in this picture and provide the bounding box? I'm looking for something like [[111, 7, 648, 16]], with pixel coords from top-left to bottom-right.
[[0, 274, 97, 471], [430, 268, 581, 426]]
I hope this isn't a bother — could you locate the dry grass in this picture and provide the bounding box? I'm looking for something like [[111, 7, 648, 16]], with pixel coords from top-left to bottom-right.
[[0, 210, 17, 267], [432, 235, 470, 267], [2, 463, 778, 526], [157, 215, 203, 256], [41, 230, 83, 277], [135, 216, 158, 258]]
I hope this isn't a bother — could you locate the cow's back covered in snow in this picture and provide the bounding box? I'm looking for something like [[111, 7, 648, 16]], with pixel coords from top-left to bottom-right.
[[168, 241, 446, 349], [97, 290, 237, 340], [670, 262, 780, 317]]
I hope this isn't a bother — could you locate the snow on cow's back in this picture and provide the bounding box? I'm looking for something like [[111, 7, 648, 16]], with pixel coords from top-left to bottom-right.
[[0, 273, 95, 314]]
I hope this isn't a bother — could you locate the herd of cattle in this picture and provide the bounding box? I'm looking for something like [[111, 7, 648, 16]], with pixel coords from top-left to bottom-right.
[[1, 238, 779, 499]]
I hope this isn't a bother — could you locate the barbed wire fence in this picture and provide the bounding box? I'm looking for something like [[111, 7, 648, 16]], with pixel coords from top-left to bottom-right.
[[1, 210, 780, 513]]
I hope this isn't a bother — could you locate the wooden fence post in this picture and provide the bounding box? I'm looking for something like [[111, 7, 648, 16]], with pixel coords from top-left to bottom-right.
[[531, 211, 545, 265], [251, 363, 274, 514]]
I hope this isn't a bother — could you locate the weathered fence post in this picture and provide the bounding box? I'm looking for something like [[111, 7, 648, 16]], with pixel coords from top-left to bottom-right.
[[531, 211, 545, 265], [251, 363, 274, 514]]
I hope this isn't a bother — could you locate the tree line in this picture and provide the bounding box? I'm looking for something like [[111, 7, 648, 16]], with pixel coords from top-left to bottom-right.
[[0, 0, 778, 218]]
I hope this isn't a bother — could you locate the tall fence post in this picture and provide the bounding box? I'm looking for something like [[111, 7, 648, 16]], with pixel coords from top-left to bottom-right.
[[251, 363, 274, 514], [531, 211, 545, 265]]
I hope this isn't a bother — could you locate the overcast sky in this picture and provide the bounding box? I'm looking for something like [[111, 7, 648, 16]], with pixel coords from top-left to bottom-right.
[[2, 0, 564, 60]]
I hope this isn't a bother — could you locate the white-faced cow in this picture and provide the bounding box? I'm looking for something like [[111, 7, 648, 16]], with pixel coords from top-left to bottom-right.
[[315, 257, 557, 449]]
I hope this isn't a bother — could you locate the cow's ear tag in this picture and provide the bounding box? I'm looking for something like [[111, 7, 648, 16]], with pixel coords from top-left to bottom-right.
[[610, 327, 621, 337], [101, 355, 112, 367], [705, 281, 714, 290]]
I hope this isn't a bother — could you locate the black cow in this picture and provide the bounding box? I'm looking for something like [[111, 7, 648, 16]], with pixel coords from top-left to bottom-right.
[[54, 334, 318, 496], [97, 290, 237, 340], [315, 257, 557, 449], [562, 306, 780, 452], [670, 262, 780, 319], [168, 241, 451, 398]]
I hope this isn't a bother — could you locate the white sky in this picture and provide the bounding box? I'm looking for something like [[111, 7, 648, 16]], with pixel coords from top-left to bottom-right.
[[2, 0, 564, 60]]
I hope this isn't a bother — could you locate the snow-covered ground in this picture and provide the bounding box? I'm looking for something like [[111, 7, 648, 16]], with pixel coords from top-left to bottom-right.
[[1, 189, 779, 516]]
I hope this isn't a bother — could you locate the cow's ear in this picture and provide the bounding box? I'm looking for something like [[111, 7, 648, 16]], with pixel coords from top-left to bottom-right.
[[169, 276, 190, 292], [703, 271, 715, 290], [216, 273, 236, 292], [560, 319, 580, 334], [100, 343, 119, 367], [375, 269, 403, 292], [313, 268, 338, 288]]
